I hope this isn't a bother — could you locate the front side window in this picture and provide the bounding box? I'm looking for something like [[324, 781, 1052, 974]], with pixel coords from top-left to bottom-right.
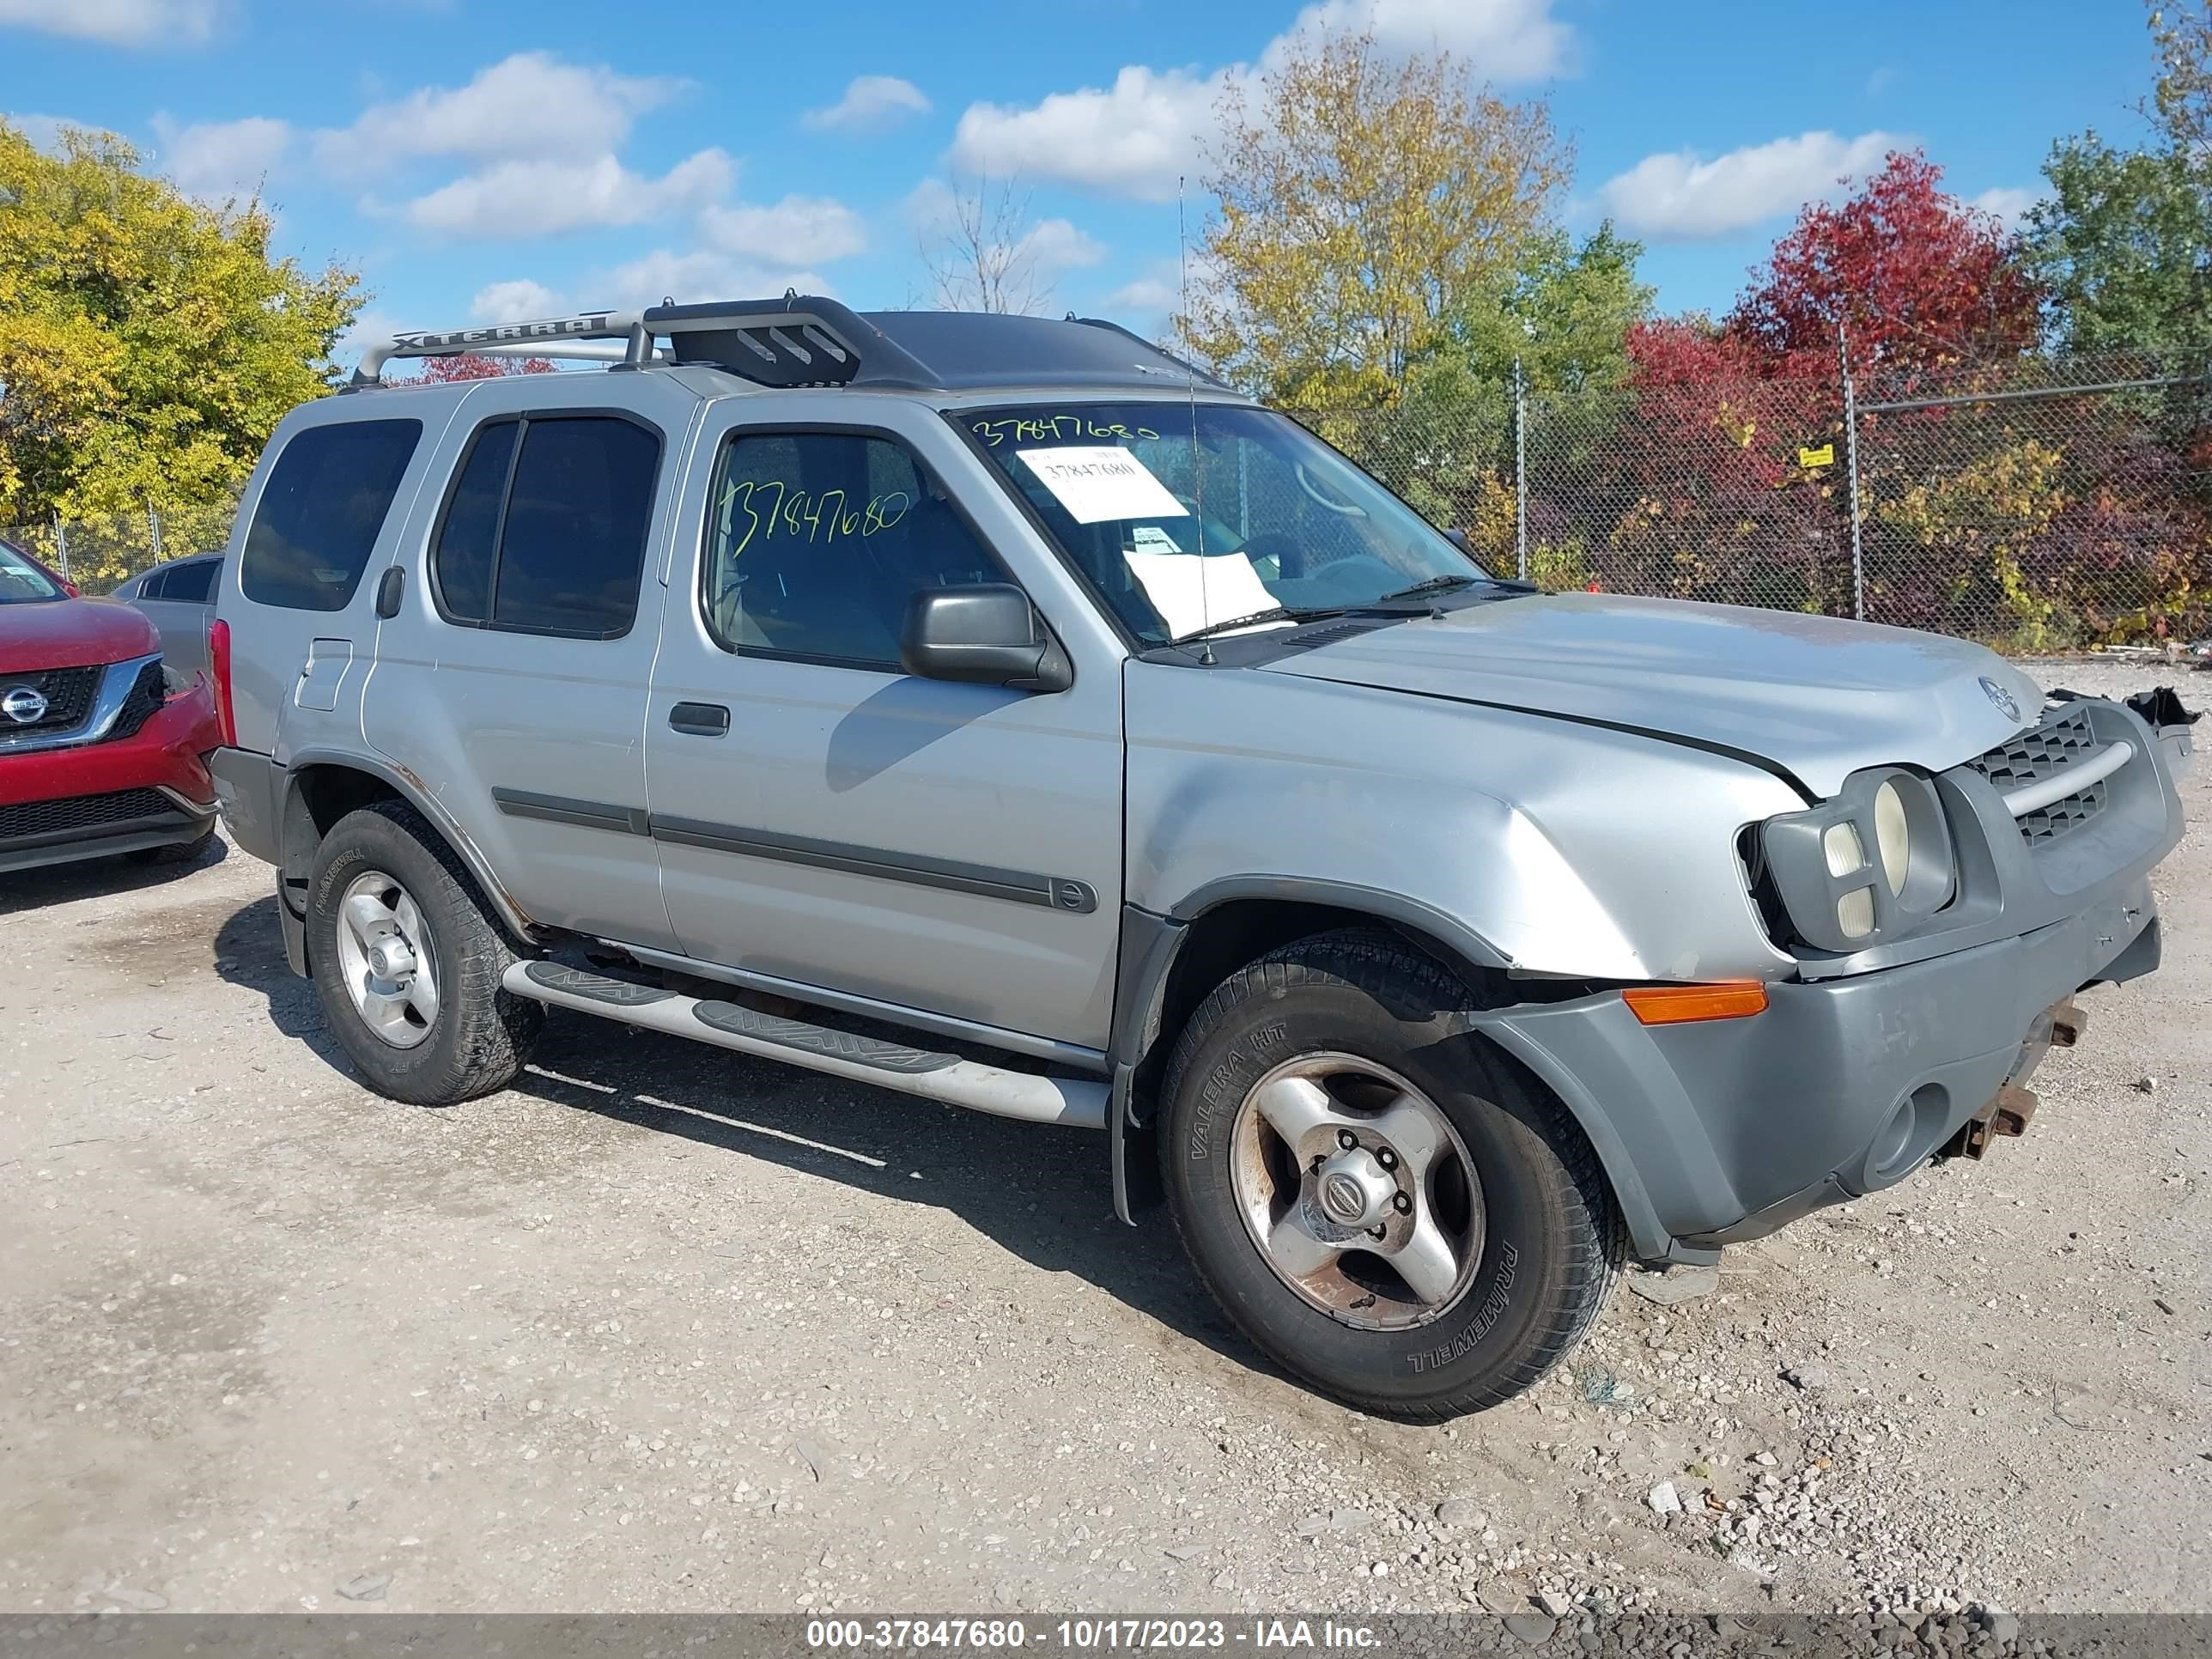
[[702, 429, 1007, 667], [963, 403, 1486, 647], [431, 415, 659, 638], [0, 541, 64, 604], [241, 419, 422, 611]]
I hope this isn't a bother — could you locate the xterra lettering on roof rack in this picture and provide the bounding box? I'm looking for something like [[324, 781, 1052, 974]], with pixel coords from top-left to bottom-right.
[[346, 294, 1237, 398]]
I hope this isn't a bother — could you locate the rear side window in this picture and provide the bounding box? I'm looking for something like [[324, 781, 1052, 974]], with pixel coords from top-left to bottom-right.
[[161, 561, 218, 605], [430, 414, 660, 639], [240, 420, 422, 611]]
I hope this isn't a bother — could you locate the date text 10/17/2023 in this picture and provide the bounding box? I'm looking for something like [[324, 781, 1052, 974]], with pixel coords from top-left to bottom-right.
[[805, 1618, 1384, 1650]]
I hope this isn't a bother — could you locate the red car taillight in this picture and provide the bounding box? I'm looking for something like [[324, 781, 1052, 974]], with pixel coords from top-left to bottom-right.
[[208, 617, 238, 747]]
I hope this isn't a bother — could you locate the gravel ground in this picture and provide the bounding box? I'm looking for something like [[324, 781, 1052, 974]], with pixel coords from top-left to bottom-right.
[[1, 659, 2205, 1629]]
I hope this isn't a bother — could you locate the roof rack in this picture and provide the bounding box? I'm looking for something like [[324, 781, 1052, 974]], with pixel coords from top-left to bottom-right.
[[347, 293, 1233, 397]]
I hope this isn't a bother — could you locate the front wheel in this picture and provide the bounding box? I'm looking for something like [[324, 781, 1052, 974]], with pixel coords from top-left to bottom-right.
[[1158, 929, 1620, 1419], [307, 799, 542, 1105]]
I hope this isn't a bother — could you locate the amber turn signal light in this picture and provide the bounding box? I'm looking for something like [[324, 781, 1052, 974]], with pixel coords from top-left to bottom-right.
[[1622, 981, 1769, 1024]]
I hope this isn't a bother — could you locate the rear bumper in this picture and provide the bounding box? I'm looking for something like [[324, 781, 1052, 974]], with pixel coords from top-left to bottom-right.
[[0, 687, 220, 873], [1476, 879, 2160, 1265]]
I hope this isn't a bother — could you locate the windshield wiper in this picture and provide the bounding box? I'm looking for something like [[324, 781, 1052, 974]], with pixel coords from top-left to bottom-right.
[[1373, 572, 1486, 604], [1169, 604, 1351, 647]]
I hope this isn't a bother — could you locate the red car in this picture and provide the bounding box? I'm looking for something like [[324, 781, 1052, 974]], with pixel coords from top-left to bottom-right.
[[1, 538, 222, 873]]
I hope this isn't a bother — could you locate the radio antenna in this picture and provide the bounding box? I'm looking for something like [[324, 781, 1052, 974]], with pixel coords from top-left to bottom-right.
[[1179, 174, 1213, 661]]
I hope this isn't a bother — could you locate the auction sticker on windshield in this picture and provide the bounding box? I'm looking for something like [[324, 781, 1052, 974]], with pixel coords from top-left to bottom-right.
[[1017, 446, 1188, 525]]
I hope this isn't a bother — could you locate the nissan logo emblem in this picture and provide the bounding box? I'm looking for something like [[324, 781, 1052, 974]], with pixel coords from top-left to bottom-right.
[[1321, 1171, 1366, 1222], [1, 685, 48, 726]]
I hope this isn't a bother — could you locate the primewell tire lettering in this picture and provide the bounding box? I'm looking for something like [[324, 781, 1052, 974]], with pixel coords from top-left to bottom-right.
[[1407, 1239, 1518, 1374]]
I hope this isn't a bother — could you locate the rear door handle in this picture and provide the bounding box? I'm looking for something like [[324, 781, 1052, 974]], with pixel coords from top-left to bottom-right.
[[669, 702, 731, 738]]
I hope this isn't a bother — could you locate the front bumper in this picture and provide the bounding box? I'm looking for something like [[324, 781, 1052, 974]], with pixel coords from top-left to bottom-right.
[[1479, 875, 2161, 1267], [0, 687, 220, 873]]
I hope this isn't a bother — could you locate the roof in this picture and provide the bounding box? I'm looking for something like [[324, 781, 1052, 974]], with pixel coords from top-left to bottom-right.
[[349, 295, 1235, 398]]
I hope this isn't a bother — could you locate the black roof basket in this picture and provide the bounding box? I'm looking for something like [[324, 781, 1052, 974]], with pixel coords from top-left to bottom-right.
[[350, 293, 1236, 397], [643, 295, 935, 389]]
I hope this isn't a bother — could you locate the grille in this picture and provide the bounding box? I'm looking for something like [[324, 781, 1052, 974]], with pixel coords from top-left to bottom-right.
[[0, 787, 178, 845], [1964, 704, 2107, 845], [0, 664, 98, 732], [107, 659, 168, 740]]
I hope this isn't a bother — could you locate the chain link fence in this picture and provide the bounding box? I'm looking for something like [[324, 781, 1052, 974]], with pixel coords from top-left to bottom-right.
[[7, 352, 2209, 646], [1312, 349, 2212, 650], [0, 494, 241, 593]]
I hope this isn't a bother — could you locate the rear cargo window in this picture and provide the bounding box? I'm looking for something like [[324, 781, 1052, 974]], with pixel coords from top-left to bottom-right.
[[240, 419, 421, 611], [161, 559, 218, 605], [430, 414, 659, 639]]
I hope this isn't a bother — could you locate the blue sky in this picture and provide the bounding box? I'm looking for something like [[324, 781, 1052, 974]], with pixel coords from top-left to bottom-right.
[[0, 0, 2163, 364]]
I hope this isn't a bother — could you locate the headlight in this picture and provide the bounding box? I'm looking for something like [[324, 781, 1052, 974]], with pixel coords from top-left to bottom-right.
[[1753, 768, 1955, 953], [1873, 780, 1909, 893]]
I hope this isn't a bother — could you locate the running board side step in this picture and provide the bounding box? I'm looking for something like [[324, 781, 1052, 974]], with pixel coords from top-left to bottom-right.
[[503, 961, 1107, 1130]]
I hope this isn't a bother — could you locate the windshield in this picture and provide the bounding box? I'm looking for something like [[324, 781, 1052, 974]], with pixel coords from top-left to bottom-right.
[[961, 402, 1486, 647], [0, 542, 64, 604]]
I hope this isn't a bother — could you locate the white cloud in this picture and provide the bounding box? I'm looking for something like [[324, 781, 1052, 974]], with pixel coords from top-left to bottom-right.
[[1278, 0, 1571, 76], [471, 279, 564, 324], [402, 147, 733, 239], [4, 111, 97, 150], [316, 52, 684, 173], [698, 194, 867, 266], [0, 0, 216, 46], [947, 0, 1571, 201], [803, 74, 929, 133], [1105, 274, 1179, 315], [1972, 185, 2038, 230], [1018, 217, 1107, 277], [1596, 130, 1904, 242], [599, 247, 836, 313], [149, 112, 289, 201], [951, 65, 1225, 202]]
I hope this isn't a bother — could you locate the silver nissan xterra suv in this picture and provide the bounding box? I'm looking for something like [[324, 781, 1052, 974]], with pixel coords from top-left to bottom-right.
[[207, 297, 2189, 1419]]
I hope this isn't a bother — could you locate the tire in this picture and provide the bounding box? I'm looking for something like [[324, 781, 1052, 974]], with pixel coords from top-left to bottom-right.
[[307, 798, 542, 1105], [1158, 928, 1620, 1420], [128, 825, 215, 866]]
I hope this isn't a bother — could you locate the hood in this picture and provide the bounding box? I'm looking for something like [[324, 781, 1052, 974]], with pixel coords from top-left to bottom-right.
[[0, 595, 160, 674], [1261, 592, 2039, 799]]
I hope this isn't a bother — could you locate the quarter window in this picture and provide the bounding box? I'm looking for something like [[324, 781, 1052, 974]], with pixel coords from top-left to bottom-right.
[[702, 430, 1006, 666], [240, 420, 422, 611], [431, 414, 660, 639]]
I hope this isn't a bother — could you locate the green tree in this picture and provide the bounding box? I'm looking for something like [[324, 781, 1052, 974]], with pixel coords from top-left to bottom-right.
[[1409, 222, 1654, 398], [2021, 3, 2211, 352], [0, 122, 362, 545], [1179, 28, 1567, 409]]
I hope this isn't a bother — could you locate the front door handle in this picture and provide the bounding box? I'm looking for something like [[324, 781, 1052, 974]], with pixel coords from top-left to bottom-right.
[[669, 702, 731, 738]]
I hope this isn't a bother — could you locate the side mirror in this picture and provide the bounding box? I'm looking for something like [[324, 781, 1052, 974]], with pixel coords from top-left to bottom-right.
[[901, 584, 1072, 693], [1444, 528, 1471, 554]]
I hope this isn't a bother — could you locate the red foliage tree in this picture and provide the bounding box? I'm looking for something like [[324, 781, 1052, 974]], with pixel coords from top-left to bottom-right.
[[413, 352, 559, 381], [1727, 151, 2041, 374]]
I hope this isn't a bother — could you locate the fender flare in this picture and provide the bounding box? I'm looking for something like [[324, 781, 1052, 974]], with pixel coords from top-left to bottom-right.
[[1103, 878, 1701, 1264], [282, 747, 539, 941]]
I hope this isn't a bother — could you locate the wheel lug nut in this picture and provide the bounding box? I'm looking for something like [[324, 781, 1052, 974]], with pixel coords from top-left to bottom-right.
[[1393, 1192, 1412, 1213], [1336, 1129, 1358, 1150], [1367, 1224, 1387, 1241], [1376, 1148, 1398, 1170]]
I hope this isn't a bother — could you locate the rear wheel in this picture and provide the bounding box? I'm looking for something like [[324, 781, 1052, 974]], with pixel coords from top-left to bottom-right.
[[1158, 929, 1620, 1419], [307, 799, 541, 1104]]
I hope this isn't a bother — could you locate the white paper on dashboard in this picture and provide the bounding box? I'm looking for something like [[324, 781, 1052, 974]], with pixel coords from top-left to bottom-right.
[[1125, 550, 1279, 640], [1017, 446, 1190, 525]]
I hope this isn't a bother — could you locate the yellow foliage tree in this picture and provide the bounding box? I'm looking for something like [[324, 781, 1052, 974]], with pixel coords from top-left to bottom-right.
[[1178, 30, 1567, 410], [0, 122, 362, 579], [1877, 438, 2069, 648]]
